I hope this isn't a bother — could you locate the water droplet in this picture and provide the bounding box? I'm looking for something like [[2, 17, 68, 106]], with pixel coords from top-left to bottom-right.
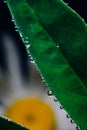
[[66, 114, 70, 118], [7, 118, 11, 122], [76, 126, 80, 130], [54, 98, 58, 102], [20, 124, 24, 127], [4, 1, 6, 3], [41, 77, 44, 80], [20, 33, 22, 37], [12, 19, 14, 22], [15, 29, 18, 32], [71, 120, 75, 124], [47, 90, 53, 96], [30, 58, 34, 63], [82, 18, 85, 23], [60, 105, 63, 109], [27, 52, 30, 56], [26, 36, 28, 39], [30, 56, 33, 61], [42, 78, 46, 83], [57, 45, 59, 48], [30, 60, 35, 64], [25, 40, 29, 44], [26, 45, 30, 49]]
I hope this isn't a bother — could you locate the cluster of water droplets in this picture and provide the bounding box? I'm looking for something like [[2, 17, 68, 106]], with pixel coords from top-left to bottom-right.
[[47, 90, 81, 130], [1, 116, 12, 122]]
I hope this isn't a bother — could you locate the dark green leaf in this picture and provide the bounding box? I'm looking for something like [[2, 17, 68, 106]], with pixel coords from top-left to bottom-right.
[[27, 0, 87, 88], [6, 0, 87, 129], [0, 116, 28, 130]]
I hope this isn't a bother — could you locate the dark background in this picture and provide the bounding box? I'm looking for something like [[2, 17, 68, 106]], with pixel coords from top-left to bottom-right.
[[64, 0, 87, 22]]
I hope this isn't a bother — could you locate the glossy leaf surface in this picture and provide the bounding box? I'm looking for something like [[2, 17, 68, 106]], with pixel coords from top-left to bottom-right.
[[7, 0, 87, 129]]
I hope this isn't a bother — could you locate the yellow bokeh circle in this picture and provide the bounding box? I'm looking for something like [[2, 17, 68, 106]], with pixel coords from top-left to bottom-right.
[[5, 98, 56, 130]]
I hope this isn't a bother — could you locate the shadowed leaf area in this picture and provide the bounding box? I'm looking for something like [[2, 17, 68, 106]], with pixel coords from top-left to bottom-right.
[[0, 116, 28, 130]]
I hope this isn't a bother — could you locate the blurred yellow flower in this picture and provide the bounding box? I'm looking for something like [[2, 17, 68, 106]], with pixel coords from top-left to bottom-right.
[[5, 98, 56, 130]]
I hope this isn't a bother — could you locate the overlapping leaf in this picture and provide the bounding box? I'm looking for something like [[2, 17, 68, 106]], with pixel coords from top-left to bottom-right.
[[0, 116, 28, 130], [7, 0, 87, 129]]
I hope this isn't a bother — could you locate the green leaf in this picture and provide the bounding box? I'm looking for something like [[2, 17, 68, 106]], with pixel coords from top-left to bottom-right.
[[6, 0, 87, 129], [26, 0, 87, 88], [0, 116, 28, 130]]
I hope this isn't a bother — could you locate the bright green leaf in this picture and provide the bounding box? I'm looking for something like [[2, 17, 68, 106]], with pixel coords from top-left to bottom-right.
[[6, 0, 87, 129]]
